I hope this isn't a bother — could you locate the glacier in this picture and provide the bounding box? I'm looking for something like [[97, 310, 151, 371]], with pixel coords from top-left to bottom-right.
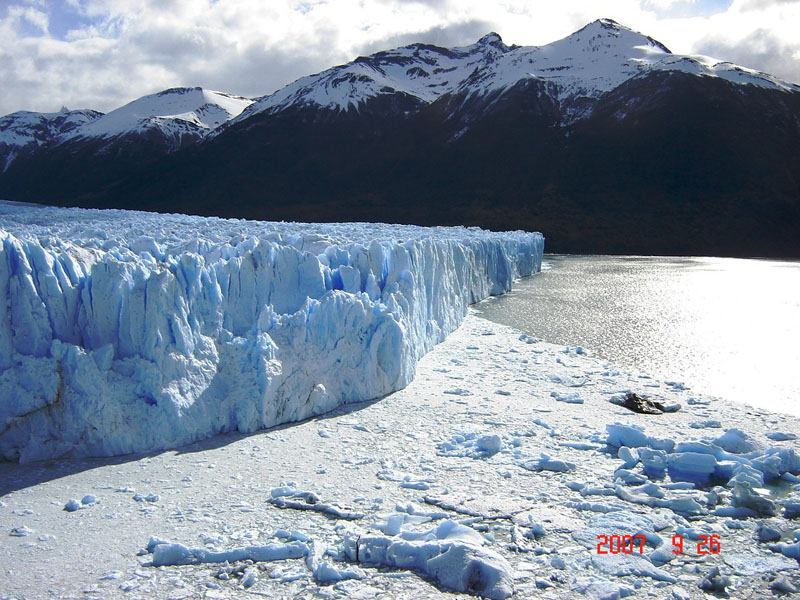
[[0, 203, 543, 462]]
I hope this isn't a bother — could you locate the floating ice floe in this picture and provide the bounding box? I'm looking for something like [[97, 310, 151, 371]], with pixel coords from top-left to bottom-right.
[[550, 391, 584, 404], [766, 431, 798, 441], [132, 492, 159, 503], [444, 387, 473, 396], [696, 566, 730, 593], [713, 428, 763, 454], [343, 519, 514, 600], [144, 536, 308, 567], [438, 432, 506, 458], [516, 453, 576, 473], [604, 421, 800, 523], [605, 423, 674, 452], [572, 575, 634, 600], [307, 540, 367, 584], [770, 540, 800, 560]]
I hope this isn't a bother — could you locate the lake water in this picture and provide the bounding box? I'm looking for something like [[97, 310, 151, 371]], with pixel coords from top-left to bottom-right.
[[473, 255, 800, 417]]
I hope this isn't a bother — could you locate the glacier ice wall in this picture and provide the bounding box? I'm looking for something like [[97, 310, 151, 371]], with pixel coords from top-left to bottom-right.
[[0, 204, 543, 462]]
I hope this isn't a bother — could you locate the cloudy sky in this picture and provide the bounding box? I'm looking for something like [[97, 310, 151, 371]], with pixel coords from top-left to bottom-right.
[[1, 0, 798, 116]]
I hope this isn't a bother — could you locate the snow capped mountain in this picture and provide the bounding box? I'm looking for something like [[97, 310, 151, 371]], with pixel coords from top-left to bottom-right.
[[63, 87, 252, 149], [0, 107, 102, 171], [1, 19, 799, 258], [233, 18, 797, 123], [2, 19, 796, 151], [0, 88, 252, 165]]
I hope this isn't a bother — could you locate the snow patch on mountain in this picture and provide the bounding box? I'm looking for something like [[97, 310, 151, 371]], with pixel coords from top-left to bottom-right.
[[0, 88, 252, 160], [233, 18, 798, 122], [0, 108, 103, 171], [62, 87, 252, 149], [0, 204, 543, 462]]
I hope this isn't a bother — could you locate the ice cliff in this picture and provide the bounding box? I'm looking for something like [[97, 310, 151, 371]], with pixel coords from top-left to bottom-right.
[[0, 203, 543, 462]]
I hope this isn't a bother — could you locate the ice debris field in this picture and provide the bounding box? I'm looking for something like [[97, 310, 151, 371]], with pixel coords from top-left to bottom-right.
[[1, 204, 800, 600], [0, 203, 541, 462]]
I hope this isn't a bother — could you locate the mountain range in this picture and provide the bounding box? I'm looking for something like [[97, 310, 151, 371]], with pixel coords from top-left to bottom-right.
[[2, 19, 799, 257]]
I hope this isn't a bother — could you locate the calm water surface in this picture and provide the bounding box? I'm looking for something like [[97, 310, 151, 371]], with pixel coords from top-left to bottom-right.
[[474, 255, 800, 417]]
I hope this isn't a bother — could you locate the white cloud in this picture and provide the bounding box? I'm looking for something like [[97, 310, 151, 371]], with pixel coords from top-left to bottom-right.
[[5, 4, 50, 35], [740, 0, 800, 10], [0, 0, 795, 117]]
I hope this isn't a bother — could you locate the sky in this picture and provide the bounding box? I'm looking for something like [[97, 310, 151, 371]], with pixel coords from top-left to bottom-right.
[[0, 0, 798, 117]]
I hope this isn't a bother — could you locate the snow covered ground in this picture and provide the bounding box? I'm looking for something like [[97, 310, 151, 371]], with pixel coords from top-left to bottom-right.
[[2, 313, 799, 599]]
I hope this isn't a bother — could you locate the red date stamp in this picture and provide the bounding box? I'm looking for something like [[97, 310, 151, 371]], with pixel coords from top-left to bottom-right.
[[596, 534, 721, 555]]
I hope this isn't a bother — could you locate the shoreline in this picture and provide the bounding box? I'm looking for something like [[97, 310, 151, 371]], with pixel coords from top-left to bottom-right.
[[1, 312, 799, 599]]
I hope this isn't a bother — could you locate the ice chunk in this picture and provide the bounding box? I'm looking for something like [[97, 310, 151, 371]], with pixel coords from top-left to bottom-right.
[[516, 454, 576, 473], [444, 388, 473, 396], [713, 428, 762, 454], [476, 435, 503, 455], [240, 567, 257, 588], [148, 539, 308, 566], [306, 540, 366, 584], [727, 463, 764, 488], [771, 576, 799, 594], [757, 523, 782, 542], [781, 495, 800, 519], [560, 441, 599, 450], [430, 545, 514, 599], [617, 446, 639, 469], [757, 447, 800, 477], [613, 469, 647, 485], [593, 553, 677, 583], [697, 566, 730, 593], [267, 486, 365, 519], [638, 448, 667, 478], [431, 520, 486, 546], [723, 553, 797, 575], [766, 431, 798, 441], [550, 391, 583, 404], [605, 424, 673, 452], [357, 534, 514, 599], [731, 481, 777, 516], [151, 543, 195, 566], [667, 452, 718, 483], [146, 536, 169, 553], [572, 511, 667, 552], [659, 496, 706, 516], [689, 420, 721, 429], [438, 432, 506, 459], [770, 540, 800, 560]]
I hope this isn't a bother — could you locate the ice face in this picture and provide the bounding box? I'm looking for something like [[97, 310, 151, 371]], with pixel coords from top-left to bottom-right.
[[0, 204, 543, 462]]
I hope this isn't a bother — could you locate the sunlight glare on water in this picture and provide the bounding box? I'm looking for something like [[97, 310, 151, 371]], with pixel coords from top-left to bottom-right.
[[473, 255, 800, 416]]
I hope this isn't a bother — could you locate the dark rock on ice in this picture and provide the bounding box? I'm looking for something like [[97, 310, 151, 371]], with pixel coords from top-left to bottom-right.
[[620, 392, 669, 415]]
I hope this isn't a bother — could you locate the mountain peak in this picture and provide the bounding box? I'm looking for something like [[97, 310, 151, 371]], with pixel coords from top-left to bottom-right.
[[475, 32, 510, 53], [477, 32, 503, 45], [566, 18, 672, 54], [596, 17, 621, 29]]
